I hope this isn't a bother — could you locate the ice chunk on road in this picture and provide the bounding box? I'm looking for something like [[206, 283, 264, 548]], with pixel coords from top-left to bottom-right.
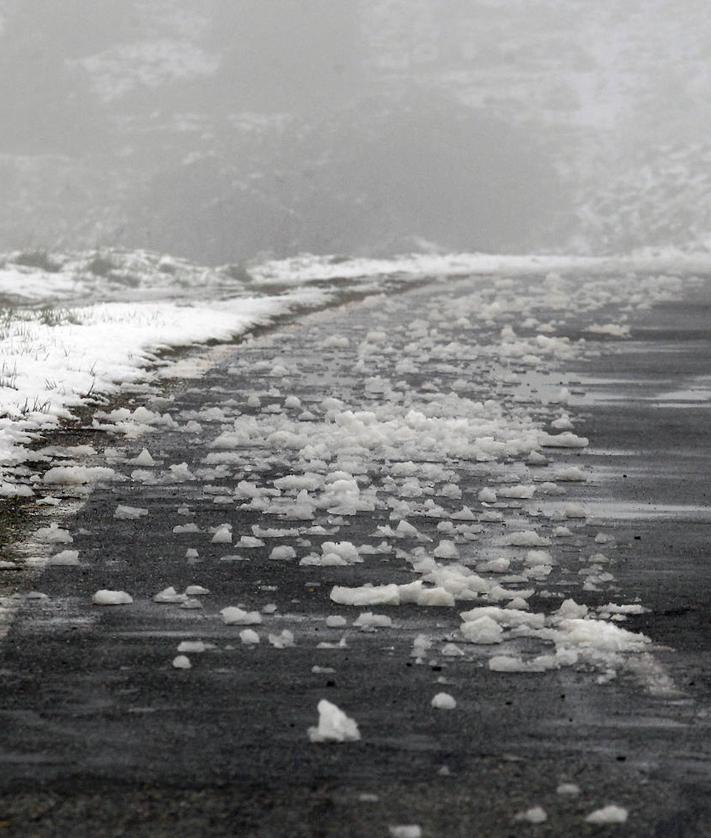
[[330, 580, 453, 608], [326, 615, 347, 628], [211, 524, 233, 544], [221, 606, 263, 625], [237, 535, 265, 548], [478, 557, 510, 573], [585, 805, 628, 824], [48, 550, 80, 566], [557, 618, 650, 653], [92, 590, 133, 606], [539, 431, 589, 448], [515, 806, 547, 824], [270, 545, 296, 560], [565, 503, 586, 519], [321, 335, 349, 349], [460, 616, 504, 644], [300, 552, 347, 567], [394, 519, 431, 541], [177, 640, 207, 653], [389, 827, 421, 838], [173, 523, 200, 533], [555, 599, 588, 620], [431, 692, 457, 709], [501, 530, 550, 547], [44, 466, 116, 484], [240, 629, 260, 645], [498, 484, 536, 499], [461, 606, 544, 629], [153, 587, 187, 604], [268, 629, 295, 648], [321, 541, 361, 564], [412, 586, 455, 606], [130, 448, 156, 466], [551, 414, 574, 431], [586, 323, 630, 338], [331, 584, 401, 607], [354, 612, 392, 630], [35, 524, 72, 544], [169, 463, 195, 482], [114, 505, 149, 520], [433, 539, 459, 559], [308, 699, 361, 743], [554, 466, 587, 482], [525, 549, 552, 567], [185, 585, 209, 596]]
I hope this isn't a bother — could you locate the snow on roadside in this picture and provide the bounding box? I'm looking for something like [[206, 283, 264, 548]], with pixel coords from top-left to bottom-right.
[[248, 247, 711, 286], [0, 290, 326, 496], [0, 249, 245, 306]]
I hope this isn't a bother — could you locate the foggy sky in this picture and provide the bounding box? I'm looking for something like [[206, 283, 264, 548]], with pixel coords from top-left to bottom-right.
[[0, 0, 709, 261]]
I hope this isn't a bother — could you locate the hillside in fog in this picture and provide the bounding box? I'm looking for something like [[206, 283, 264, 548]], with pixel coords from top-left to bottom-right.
[[1, 0, 710, 261]]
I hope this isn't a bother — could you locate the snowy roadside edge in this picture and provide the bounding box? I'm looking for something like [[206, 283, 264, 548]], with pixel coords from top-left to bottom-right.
[[0, 288, 329, 498]]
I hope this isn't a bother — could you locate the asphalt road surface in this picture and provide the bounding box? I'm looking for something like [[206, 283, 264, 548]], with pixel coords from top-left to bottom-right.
[[1, 274, 710, 836]]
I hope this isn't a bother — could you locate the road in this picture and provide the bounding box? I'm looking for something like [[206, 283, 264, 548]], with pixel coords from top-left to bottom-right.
[[0, 273, 710, 836]]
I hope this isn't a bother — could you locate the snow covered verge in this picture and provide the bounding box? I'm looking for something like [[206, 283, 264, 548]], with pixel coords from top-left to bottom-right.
[[4, 244, 711, 304], [0, 245, 706, 499], [248, 246, 711, 286], [0, 248, 337, 497]]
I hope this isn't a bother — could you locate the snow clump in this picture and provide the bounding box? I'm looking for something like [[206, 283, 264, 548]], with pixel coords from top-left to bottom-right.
[[308, 699, 361, 743], [431, 692, 457, 709], [92, 590, 133, 606], [221, 606, 263, 625]]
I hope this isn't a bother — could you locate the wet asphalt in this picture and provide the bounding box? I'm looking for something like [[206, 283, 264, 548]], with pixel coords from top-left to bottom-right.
[[0, 277, 710, 836]]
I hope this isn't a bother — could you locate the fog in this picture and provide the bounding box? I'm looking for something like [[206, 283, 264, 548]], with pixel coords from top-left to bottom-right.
[[1, 0, 709, 263]]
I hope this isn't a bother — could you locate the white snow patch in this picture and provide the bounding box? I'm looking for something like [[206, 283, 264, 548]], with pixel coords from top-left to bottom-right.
[[585, 805, 628, 824], [221, 606, 263, 625], [240, 629, 260, 645], [308, 699, 361, 743], [114, 504, 149, 520], [44, 466, 117, 485], [92, 589, 133, 606], [431, 692, 457, 709], [515, 806, 547, 824]]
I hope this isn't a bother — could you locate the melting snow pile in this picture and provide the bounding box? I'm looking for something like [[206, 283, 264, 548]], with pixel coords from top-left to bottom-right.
[[308, 700, 361, 743], [0, 253, 328, 497]]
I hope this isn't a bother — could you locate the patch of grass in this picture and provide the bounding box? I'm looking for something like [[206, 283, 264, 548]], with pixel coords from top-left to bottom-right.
[[19, 397, 52, 416], [38, 307, 81, 327], [0, 360, 18, 390]]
